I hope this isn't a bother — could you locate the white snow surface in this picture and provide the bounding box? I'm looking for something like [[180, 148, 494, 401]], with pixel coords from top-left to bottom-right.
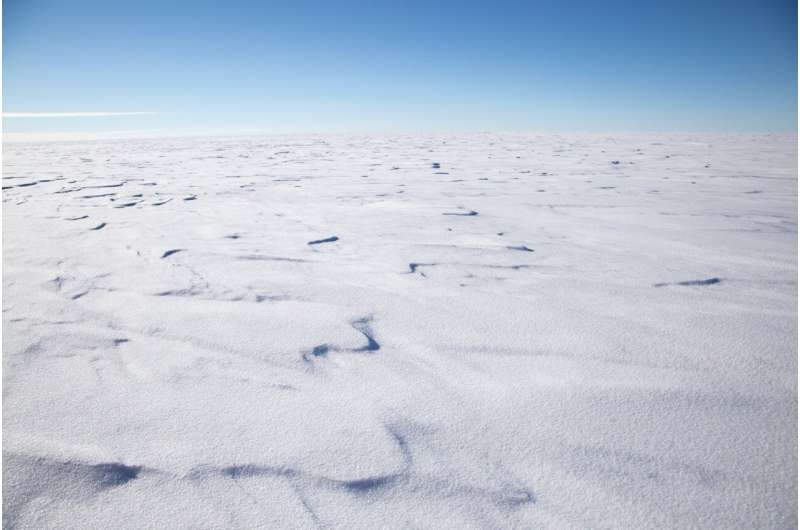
[[2, 133, 797, 528]]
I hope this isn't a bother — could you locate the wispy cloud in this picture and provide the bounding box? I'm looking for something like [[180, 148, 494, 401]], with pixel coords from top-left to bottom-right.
[[3, 112, 157, 118]]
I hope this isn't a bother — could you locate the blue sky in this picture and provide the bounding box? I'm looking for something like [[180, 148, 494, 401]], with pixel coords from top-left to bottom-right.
[[3, 0, 797, 135]]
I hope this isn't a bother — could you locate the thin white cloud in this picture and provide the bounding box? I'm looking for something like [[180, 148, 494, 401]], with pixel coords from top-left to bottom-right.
[[3, 112, 157, 118]]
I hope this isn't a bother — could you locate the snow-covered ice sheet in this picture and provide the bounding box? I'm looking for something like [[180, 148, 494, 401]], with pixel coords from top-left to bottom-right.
[[2, 133, 797, 528]]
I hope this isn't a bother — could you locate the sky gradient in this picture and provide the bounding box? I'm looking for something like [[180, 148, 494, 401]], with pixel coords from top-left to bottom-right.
[[3, 0, 797, 136]]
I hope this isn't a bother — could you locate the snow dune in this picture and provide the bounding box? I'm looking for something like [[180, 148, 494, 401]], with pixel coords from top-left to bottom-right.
[[2, 133, 797, 528]]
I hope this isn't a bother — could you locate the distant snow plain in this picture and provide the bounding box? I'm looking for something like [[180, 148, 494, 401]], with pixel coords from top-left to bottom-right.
[[2, 133, 797, 528]]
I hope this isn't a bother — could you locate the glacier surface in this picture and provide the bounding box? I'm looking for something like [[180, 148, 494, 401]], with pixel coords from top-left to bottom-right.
[[2, 133, 797, 528]]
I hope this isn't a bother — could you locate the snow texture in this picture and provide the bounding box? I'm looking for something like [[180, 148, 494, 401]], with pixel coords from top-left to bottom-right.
[[2, 133, 797, 528]]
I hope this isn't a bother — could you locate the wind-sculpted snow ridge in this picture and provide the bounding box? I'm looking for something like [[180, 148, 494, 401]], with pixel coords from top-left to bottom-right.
[[2, 133, 797, 528]]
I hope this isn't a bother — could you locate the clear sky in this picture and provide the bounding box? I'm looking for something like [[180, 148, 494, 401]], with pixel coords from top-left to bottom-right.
[[3, 0, 797, 136]]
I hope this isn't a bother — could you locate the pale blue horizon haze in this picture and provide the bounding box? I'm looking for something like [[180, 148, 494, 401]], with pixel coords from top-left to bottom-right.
[[3, 0, 797, 136]]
